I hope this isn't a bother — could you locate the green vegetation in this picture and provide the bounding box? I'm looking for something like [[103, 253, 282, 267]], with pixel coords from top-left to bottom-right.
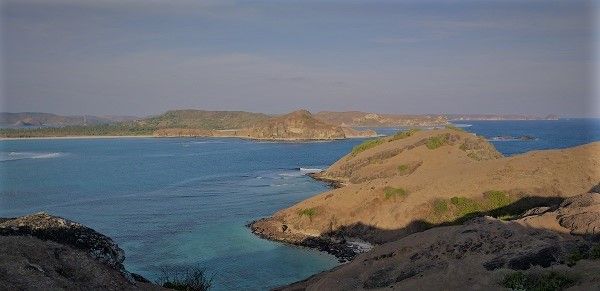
[[428, 190, 516, 223], [566, 244, 600, 266], [0, 124, 155, 138], [389, 128, 420, 141], [445, 125, 465, 132], [501, 271, 575, 291], [425, 134, 449, 149], [591, 245, 600, 259], [0, 110, 270, 138], [298, 208, 317, 218], [432, 199, 449, 216], [351, 138, 385, 156], [449, 196, 481, 217], [383, 187, 408, 199], [158, 266, 213, 291], [484, 190, 512, 209], [397, 164, 409, 173]]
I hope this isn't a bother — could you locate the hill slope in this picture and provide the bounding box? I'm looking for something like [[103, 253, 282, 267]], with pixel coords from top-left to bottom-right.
[[250, 128, 600, 246], [0, 112, 137, 127]]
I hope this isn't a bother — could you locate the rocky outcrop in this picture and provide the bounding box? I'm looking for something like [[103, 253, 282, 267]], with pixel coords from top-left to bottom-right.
[[0, 212, 163, 290], [278, 193, 600, 290], [240, 110, 377, 140]]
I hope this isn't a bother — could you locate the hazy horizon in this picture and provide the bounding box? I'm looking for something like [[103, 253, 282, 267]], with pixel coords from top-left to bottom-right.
[[2, 0, 598, 117]]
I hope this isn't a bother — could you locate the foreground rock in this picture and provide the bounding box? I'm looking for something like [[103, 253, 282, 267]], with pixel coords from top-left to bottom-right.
[[279, 193, 600, 290], [0, 212, 164, 290]]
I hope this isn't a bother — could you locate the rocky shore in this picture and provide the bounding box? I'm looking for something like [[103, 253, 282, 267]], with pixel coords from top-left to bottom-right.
[[0, 212, 164, 290]]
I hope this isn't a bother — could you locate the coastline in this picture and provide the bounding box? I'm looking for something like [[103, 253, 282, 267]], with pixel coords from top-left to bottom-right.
[[0, 134, 376, 142]]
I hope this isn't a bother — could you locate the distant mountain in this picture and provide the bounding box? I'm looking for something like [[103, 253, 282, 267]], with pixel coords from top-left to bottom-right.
[[315, 111, 448, 127], [445, 114, 559, 121], [0, 112, 138, 128]]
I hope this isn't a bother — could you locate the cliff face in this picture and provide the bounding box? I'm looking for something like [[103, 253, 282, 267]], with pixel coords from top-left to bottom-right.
[[0, 213, 163, 290], [239, 110, 376, 140], [280, 192, 600, 290], [250, 128, 600, 248]]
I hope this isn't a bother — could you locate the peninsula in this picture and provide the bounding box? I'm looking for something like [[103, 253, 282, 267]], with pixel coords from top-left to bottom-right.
[[0, 109, 377, 140], [250, 128, 600, 289]]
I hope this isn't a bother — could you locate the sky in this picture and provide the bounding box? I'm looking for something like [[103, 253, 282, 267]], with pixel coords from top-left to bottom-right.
[[1, 0, 598, 117]]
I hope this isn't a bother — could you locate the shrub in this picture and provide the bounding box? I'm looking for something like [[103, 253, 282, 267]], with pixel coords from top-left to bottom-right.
[[351, 138, 385, 156], [383, 187, 408, 199], [591, 245, 600, 259], [501, 271, 575, 291], [298, 208, 317, 218], [484, 190, 512, 209], [450, 196, 480, 217], [425, 135, 448, 149], [432, 199, 449, 216], [397, 164, 409, 173], [390, 129, 420, 141], [157, 266, 213, 291]]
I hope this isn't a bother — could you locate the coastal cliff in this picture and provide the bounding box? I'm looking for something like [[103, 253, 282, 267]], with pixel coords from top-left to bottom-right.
[[0, 213, 164, 290], [249, 128, 600, 288]]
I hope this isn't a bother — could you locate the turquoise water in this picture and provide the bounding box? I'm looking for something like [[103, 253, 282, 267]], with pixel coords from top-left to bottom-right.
[[1, 119, 599, 290]]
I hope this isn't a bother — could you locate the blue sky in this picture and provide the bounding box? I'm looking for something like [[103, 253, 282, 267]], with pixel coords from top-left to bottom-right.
[[1, 0, 597, 117]]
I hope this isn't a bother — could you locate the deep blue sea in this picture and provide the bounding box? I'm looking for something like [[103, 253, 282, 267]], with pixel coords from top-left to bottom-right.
[[1, 119, 599, 290]]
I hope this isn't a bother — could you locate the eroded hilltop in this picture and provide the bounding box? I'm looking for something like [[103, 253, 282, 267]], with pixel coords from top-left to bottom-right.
[[0, 213, 164, 290], [249, 128, 600, 289]]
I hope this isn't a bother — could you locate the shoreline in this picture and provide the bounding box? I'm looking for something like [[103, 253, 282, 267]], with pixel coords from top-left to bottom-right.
[[0, 134, 377, 142]]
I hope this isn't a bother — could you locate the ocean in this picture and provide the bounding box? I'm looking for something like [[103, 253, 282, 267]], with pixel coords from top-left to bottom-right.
[[1, 119, 599, 290]]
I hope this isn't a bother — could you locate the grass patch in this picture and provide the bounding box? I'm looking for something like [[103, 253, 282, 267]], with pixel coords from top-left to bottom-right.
[[397, 164, 409, 173], [501, 271, 575, 291], [445, 125, 465, 132], [484, 190, 512, 208], [425, 134, 448, 149], [432, 199, 449, 216], [351, 138, 385, 156], [383, 187, 408, 199], [158, 266, 213, 291], [450, 196, 481, 217], [390, 128, 420, 141], [298, 208, 317, 218]]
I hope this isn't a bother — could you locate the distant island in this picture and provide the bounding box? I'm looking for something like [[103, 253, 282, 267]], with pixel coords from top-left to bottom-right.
[[0, 109, 377, 140], [446, 114, 560, 121], [250, 128, 600, 289]]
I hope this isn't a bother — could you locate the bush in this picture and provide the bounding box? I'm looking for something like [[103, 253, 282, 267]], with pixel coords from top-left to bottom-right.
[[390, 129, 420, 141], [351, 138, 385, 156], [450, 196, 480, 217], [484, 190, 512, 209], [501, 271, 575, 291], [298, 208, 317, 218], [591, 245, 600, 259], [158, 266, 213, 291], [425, 135, 448, 149], [397, 164, 409, 173], [384, 187, 408, 199]]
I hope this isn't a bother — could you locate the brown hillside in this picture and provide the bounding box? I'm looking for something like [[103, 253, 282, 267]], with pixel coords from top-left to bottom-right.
[[315, 111, 448, 127], [250, 128, 600, 246]]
